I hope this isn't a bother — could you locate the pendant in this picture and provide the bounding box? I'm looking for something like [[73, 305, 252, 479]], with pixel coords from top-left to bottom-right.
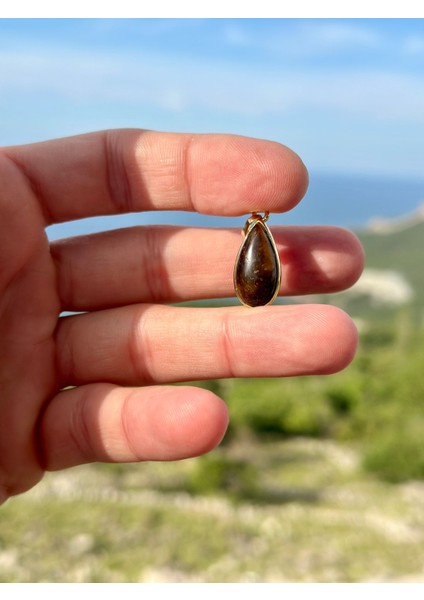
[[234, 212, 281, 307]]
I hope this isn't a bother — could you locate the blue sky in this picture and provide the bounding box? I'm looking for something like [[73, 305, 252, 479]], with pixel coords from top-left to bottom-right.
[[1, 18, 424, 179], [1, 18, 424, 237]]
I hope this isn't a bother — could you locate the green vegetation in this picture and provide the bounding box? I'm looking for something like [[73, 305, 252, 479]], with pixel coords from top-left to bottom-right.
[[202, 307, 424, 485], [2, 309, 424, 582], [3, 219, 424, 581]]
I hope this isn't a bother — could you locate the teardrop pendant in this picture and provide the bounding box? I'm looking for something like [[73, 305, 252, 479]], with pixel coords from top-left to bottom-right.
[[234, 212, 281, 307]]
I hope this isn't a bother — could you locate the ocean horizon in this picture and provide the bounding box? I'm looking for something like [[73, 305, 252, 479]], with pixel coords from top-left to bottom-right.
[[46, 171, 424, 241]]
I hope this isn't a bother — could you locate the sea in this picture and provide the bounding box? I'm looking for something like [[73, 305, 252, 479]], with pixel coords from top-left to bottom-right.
[[46, 172, 424, 241]]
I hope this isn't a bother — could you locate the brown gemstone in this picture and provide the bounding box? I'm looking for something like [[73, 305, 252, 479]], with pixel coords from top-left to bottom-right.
[[234, 219, 281, 307]]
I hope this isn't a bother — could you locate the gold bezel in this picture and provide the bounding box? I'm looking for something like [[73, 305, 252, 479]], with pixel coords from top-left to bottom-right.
[[233, 214, 281, 307]]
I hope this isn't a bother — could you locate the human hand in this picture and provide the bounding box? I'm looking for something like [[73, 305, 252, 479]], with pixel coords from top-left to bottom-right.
[[0, 130, 363, 502]]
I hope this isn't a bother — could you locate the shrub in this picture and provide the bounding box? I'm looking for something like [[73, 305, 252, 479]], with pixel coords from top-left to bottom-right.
[[186, 453, 259, 499], [226, 377, 332, 437]]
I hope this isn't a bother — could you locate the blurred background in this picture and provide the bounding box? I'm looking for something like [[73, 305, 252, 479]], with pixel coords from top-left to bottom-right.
[[2, 18, 424, 583]]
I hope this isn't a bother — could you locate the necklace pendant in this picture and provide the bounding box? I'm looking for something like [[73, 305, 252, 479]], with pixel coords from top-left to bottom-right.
[[234, 212, 281, 307]]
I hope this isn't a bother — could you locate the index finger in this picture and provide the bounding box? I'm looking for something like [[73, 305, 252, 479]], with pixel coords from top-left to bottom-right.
[[4, 130, 309, 224]]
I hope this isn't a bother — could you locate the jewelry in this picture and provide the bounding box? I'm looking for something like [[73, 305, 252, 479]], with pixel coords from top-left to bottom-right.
[[234, 212, 281, 307]]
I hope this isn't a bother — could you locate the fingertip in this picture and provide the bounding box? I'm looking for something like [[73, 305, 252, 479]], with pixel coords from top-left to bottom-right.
[[278, 148, 309, 212], [344, 228, 366, 287], [141, 386, 230, 460], [314, 305, 359, 375], [189, 134, 309, 216], [242, 138, 309, 214], [328, 227, 365, 289]]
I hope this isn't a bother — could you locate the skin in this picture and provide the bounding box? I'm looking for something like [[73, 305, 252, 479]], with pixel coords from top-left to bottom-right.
[[0, 129, 364, 502]]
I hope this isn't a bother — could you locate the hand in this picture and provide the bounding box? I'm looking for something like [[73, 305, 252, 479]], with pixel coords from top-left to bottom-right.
[[0, 130, 364, 502]]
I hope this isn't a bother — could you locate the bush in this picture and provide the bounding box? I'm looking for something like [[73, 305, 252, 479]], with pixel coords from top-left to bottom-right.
[[186, 453, 259, 499], [226, 377, 333, 438], [363, 428, 424, 483]]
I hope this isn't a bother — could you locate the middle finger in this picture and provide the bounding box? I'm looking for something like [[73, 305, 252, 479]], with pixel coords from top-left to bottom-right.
[[51, 225, 364, 311]]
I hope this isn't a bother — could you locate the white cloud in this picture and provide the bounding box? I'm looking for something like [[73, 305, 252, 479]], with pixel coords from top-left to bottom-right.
[[222, 20, 382, 57], [223, 23, 251, 47], [403, 34, 424, 55], [1, 43, 423, 125], [298, 21, 382, 51]]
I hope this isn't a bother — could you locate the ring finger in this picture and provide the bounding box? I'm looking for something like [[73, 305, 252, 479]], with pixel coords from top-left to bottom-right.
[[56, 303, 358, 387], [51, 225, 364, 310]]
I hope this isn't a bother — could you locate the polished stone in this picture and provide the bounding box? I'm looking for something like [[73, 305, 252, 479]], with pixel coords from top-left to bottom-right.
[[234, 219, 280, 307]]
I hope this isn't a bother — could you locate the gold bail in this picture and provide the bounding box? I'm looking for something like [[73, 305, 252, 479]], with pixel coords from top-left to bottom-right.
[[242, 212, 269, 236]]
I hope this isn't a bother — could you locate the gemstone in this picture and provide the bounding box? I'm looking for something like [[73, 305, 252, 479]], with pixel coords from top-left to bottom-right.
[[234, 218, 281, 307]]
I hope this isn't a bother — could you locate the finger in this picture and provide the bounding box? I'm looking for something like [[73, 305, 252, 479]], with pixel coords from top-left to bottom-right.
[[4, 130, 308, 224], [39, 384, 229, 471], [51, 225, 364, 311], [56, 304, 358, 387]]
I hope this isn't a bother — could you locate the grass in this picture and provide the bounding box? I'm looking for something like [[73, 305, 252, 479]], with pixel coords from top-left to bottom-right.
[[2, 437, 424, 583]]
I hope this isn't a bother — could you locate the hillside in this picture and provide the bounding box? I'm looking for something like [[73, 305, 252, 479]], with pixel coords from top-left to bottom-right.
[[358, 220, 424, 302], [327, 216, 424, 319]]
